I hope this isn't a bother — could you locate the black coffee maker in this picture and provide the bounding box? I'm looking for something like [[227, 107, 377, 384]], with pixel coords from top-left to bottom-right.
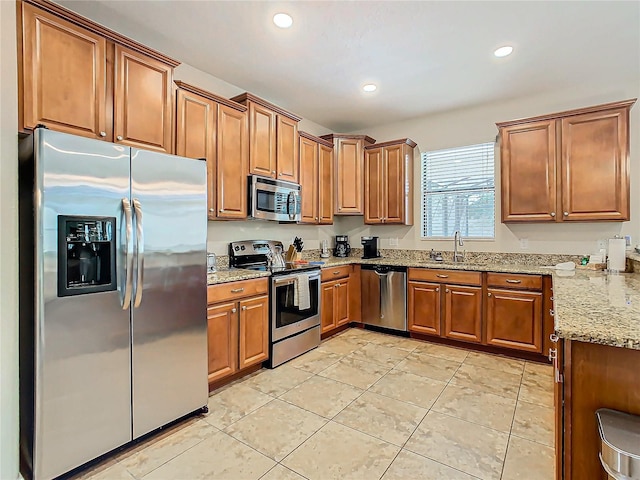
[[334, 235, 351, 257], [361, 236, 381, 259]]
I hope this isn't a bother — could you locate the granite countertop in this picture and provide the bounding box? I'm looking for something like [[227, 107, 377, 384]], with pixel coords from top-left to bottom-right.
[[207, 269, 270, 285], [551, 269, 640, 350]]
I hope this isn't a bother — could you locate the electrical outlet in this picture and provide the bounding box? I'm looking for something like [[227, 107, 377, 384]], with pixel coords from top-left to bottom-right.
[[519, 238, 529, 250], [597, 239, 607, 251], [389, 237, 399, 246]]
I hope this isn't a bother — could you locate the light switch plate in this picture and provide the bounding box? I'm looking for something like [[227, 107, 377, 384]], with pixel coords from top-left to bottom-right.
[[389, 237, 399, 246], [519, 238, 529, 249]]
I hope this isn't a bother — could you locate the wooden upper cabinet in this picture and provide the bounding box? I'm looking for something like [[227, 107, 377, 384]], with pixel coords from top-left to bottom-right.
[[320, 134, 376, 215], [247, 103, 277, 177], [561, 108, 630, 221], [298, 132, 334, 225], [499, 120, 557, 222], [363, 139, 416, 225], [299, 135, 319, 224], [231, 93, 301, 181], [277, 116, 299, 183], [114, 45, 173, 153], [318, 143, 334, 224], [175, 81, 248, 220], [238, 295, 269, 369], [19, 0, 179, 149], [217, 103, 249, 219], [20, 2, 107, 138], [497, 99, 635, 223]]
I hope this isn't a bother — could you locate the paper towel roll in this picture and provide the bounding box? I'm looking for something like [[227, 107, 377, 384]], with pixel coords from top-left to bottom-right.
[[608, 238, 626, 272]]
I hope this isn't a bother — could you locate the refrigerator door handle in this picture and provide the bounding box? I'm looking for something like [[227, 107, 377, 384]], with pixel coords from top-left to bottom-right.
[[122, 197, 134, 310], [132, 198, 145, 308]]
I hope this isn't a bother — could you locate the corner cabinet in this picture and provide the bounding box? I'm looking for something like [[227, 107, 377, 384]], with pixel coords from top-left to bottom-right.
[[175, 81, 248, 220], [19, 0, 178, 153], [206, 278, 269, 387], [364, 138, 416, 225], [320, 134, 376, 215], [498, 99, 635, 223], [299, 131, 334, 225], [231, 93, 301, 183]]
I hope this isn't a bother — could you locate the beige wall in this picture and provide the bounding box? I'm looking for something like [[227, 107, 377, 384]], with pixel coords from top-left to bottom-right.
[[345, 82, 640, 255], [0, 0, 20, 477]]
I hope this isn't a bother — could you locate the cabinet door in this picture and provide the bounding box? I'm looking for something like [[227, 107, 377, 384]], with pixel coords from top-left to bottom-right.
[[364, 147, 384, 224], [335, 279, 350, 326], [560, 108, 630, 221], [238, 295, 269, 369], [486, 288, 542, 353], [21, 3, 107, 138], [500, 121, 557, 222], [299, 136, 318, 224], [175, 90, 216, 219], [443, 284, 482, 343], [207, 302, 238, 384], [318, 143, 334, 224], [408, 281, 441, 336], [248, 103, 276, 177], [384, 144, 405, 224], [335, 138, 363, 214], [114, 45, 173, 153], [216, 104, 248, 219], [321, 281, 337, 334], [277, 116, 299, 183]]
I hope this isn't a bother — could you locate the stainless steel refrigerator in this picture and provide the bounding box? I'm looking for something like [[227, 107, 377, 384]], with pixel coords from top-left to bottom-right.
[[19, 128, 209, 480]]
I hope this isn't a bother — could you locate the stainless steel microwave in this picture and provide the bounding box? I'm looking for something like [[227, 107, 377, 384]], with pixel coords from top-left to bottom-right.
[[249, 175, 301, 222]]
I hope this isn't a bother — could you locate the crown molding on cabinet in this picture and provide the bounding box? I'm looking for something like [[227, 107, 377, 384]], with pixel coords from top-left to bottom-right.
[[229, 92, 302, 122], [365, 138, 417, 149], [174, 81, 247, 112], [320, 133, 377, 145], [298, 130, 334, 148]]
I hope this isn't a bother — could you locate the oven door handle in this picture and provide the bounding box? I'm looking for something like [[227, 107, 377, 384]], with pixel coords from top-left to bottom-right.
[[274, 273, 320, 285]]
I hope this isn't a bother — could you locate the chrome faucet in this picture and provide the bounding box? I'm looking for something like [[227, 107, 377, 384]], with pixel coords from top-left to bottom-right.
[[453, 231, 465, 262]]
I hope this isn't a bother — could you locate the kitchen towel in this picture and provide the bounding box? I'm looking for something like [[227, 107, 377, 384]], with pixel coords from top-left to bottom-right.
[[294, 273, 311, 310], [608, 237, 626, 272]]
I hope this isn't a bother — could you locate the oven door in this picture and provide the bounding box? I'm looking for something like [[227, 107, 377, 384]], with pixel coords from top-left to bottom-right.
[[271, 271, 320, 342]]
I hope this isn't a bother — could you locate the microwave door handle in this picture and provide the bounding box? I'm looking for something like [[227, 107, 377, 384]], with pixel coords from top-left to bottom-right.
[[287, 192, 294, 220]]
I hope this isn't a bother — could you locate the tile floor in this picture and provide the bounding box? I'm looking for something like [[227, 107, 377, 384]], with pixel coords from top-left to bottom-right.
[[72, 328, 555, 480]]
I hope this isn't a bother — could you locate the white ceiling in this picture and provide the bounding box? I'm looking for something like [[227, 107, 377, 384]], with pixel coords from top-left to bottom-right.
[[59, 1, 640, 132]]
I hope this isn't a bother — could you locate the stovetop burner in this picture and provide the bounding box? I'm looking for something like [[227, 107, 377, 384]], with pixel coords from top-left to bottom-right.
[[229, 240, 320, 276]]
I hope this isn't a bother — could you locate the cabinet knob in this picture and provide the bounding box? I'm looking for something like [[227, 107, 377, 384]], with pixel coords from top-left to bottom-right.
[[563, 212, 569, 216], [231, 308, 237, 313], [488, 292, 492, 297], [435, 287, 439, 292], [219, 209, 224, 213], [445, 289, 449, 293], [334, 283, 339, 288], [549, 309, 555, 316], [315, 217, 318, 220], [550, 212, 556, 217], [242, 305, 247, 311], [116, 135, 123, 141], [209, 208, 214, 213], [99, 131, 106, 137], [272, 170, 276, 174]]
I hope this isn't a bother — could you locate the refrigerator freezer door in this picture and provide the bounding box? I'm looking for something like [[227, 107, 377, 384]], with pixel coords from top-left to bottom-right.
[[33, 130, 132, 479], [130, 148, 208, 439]]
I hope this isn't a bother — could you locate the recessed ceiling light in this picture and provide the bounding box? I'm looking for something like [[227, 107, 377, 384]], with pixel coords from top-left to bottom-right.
[[494, 46, 514, 58], [273, 13, 293, 28], [363, 84, 377, 92]]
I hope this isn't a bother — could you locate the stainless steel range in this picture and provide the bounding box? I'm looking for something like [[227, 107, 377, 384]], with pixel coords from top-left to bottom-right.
[[229, 241, 321, 367]]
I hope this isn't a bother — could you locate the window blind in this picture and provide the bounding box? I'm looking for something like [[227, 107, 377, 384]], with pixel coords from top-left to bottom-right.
[[421, 142, 495, 239]]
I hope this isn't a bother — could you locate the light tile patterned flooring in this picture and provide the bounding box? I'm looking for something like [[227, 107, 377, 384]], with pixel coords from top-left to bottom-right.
[[72, 328, 555, 480]]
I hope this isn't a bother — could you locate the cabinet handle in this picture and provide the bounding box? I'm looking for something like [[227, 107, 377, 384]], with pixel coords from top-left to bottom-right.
[[272, 170, 276, 174], [445, 289, 449, 293], [549, 309, 555, 316], [550, 296, 554, 301], [209, 208, 214, 213], [505, 279, 521, 284], [548, 347, 557, 362], [488, 292, 492, 297], [315, 217, 318, 220], [334, 283, 340, 288], [550, 212, 556, 217], [219, 209, 224, 213], [563, 212, 569, 216], [231, 288, 245, 293], [333, 271, 341, 275], [99, 131, 107, 137], [436, 274, 448, 278], [435, 287, 439, 292], [242, 305, 247, 311], [231, 308, 237, 313], [116, 135, 123, 141], [550, 333, 559, 343]]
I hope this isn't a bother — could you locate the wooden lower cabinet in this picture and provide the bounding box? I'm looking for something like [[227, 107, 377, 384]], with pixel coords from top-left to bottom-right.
[[486, 288, 542, 352], [320, 277, 350, 334], [408, 281, 441, 336], [206, 279, 269, 386], [443, 284, 482, 343]]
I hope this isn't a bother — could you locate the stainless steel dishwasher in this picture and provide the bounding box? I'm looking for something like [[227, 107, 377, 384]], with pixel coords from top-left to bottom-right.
[[361, 265, 407, 332]]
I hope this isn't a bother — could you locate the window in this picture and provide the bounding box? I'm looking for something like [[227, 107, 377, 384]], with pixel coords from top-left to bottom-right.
[[421, 142, 495, 239]]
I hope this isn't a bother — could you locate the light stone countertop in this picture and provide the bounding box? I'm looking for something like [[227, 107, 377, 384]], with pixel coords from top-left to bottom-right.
[[208, 254, 640, 350]]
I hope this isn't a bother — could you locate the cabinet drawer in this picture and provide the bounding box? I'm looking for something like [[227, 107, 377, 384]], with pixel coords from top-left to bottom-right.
[[321, 265, 352, 282], [207, 278, 269, 304], [408, 268, 482, 286], [487, 273, 542, 291]]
